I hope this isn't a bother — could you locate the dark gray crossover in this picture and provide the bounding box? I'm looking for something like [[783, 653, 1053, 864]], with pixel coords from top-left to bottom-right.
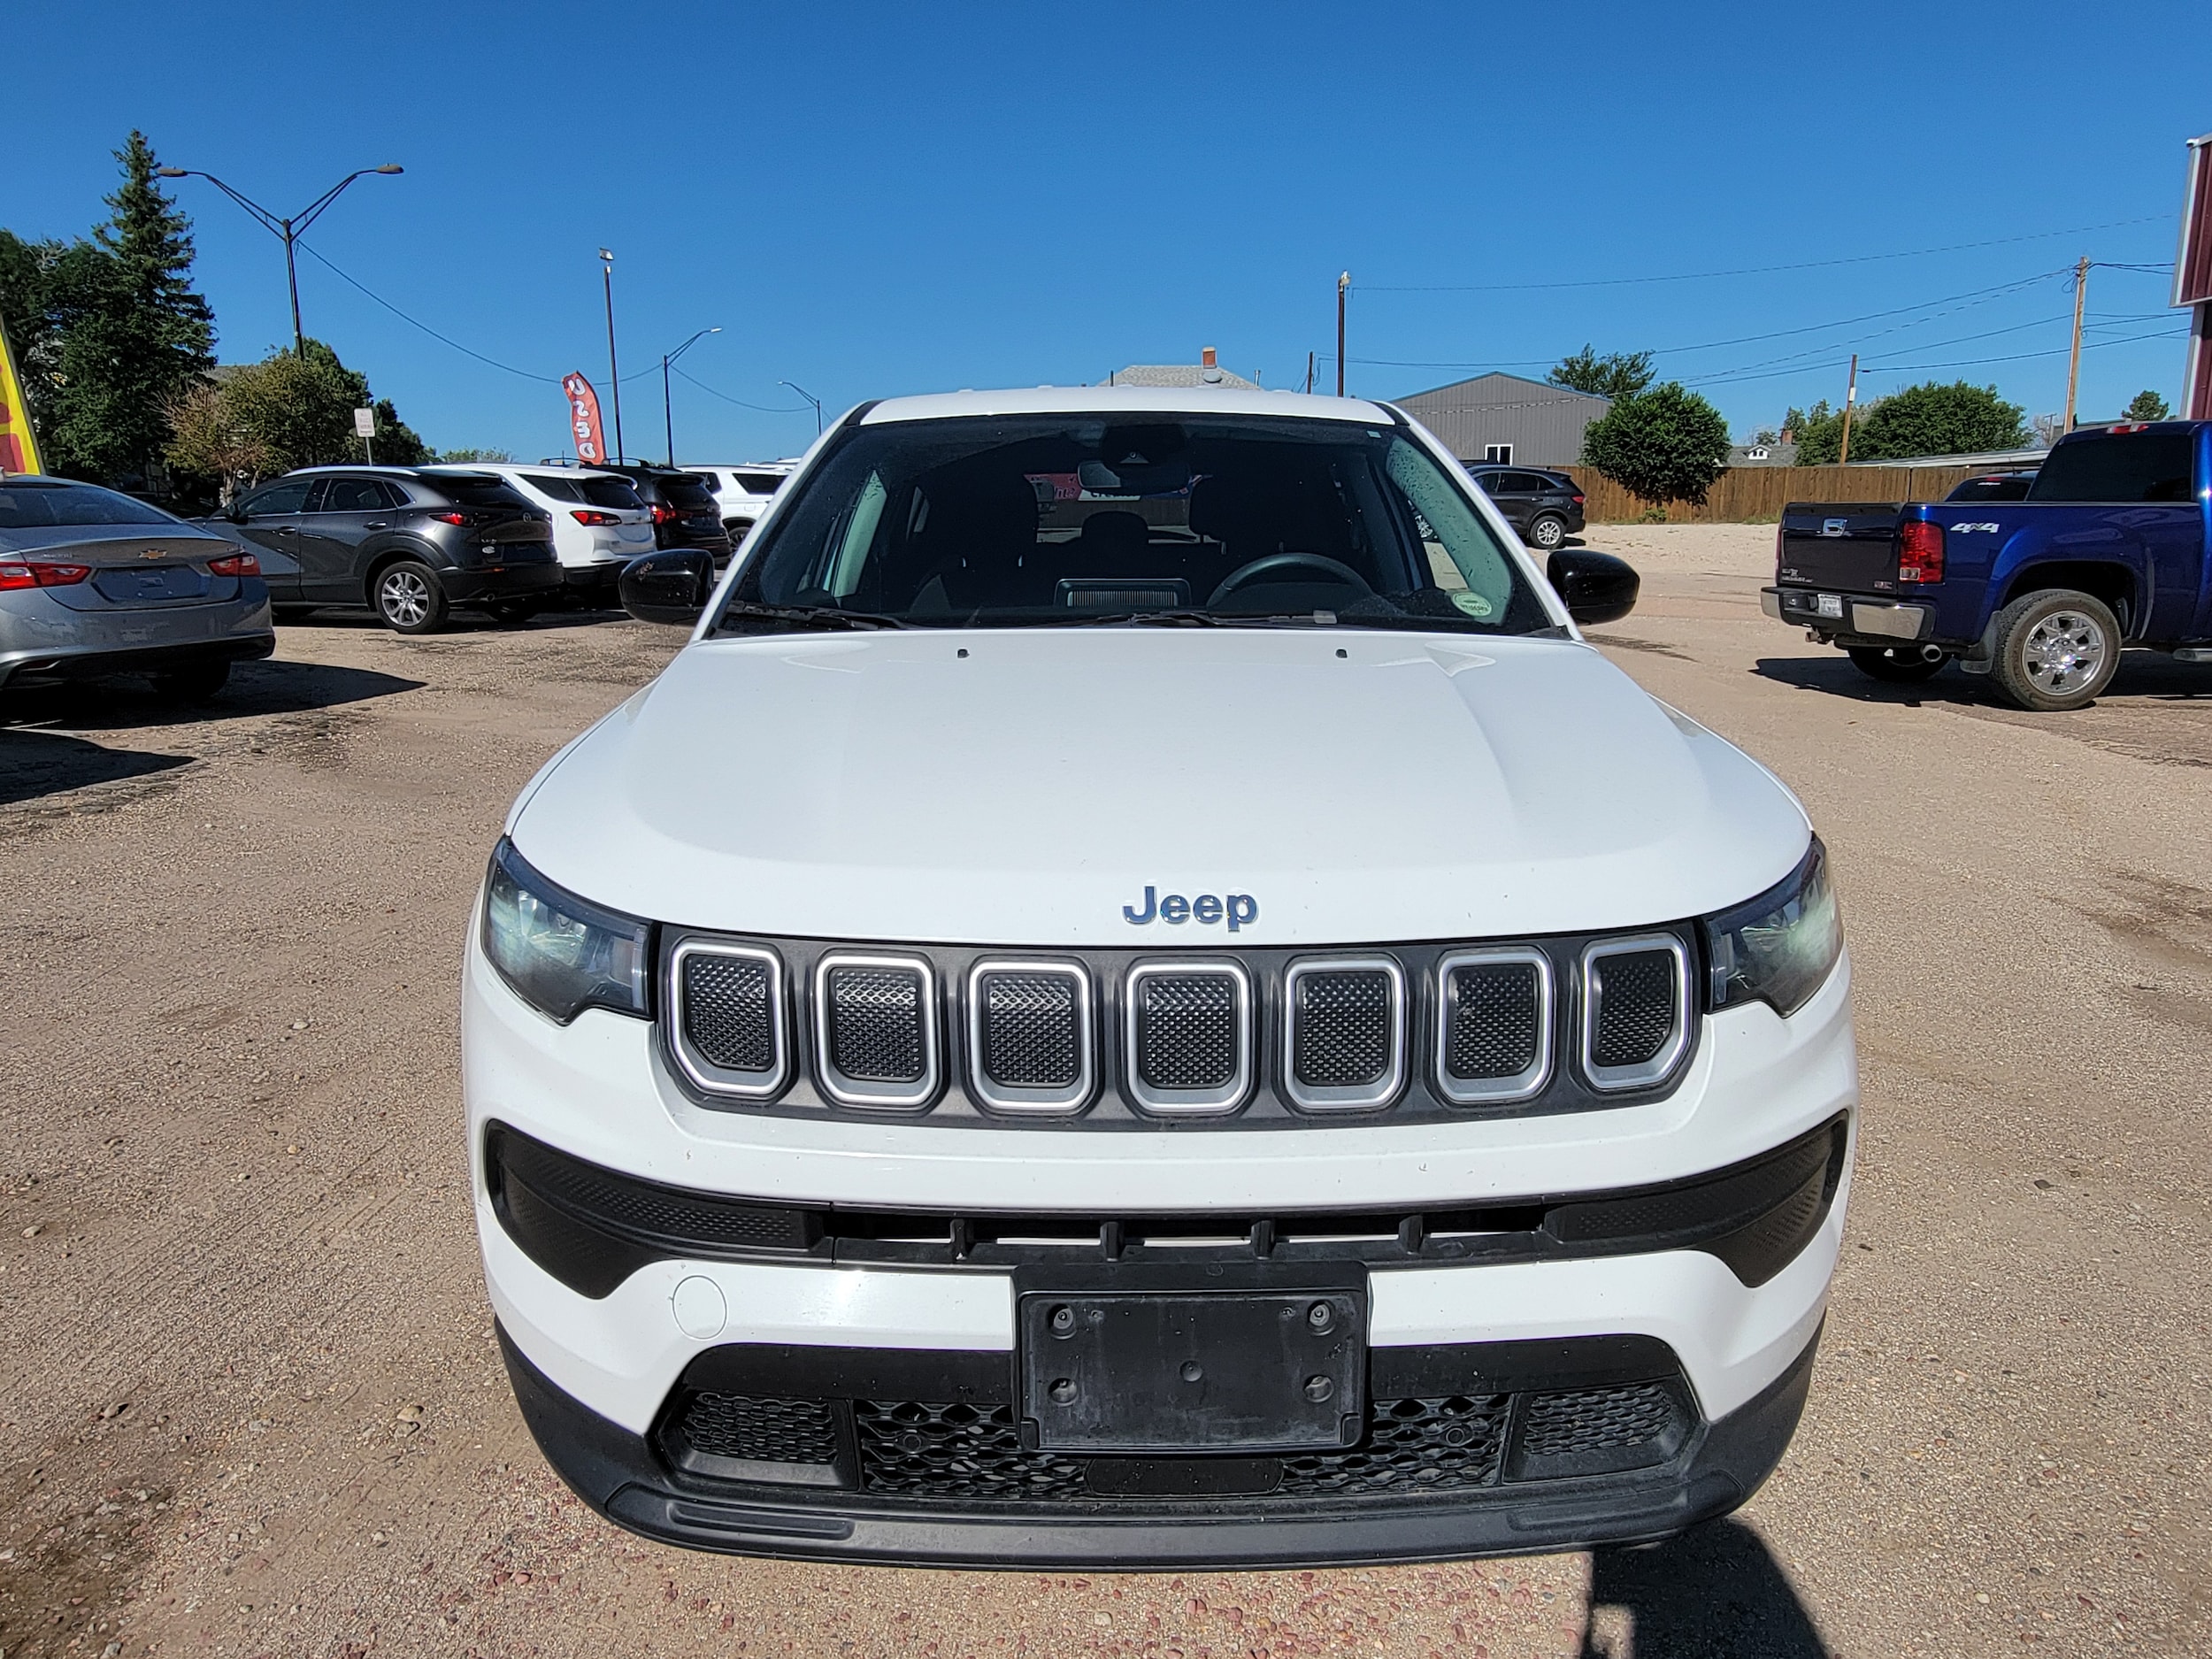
[[0, 475, 273, 698], [216, 467, 561, 633]]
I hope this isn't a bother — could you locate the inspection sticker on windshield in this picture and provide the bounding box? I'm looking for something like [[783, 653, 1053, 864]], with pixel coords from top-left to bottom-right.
[[1451, 591, 1494, 618]]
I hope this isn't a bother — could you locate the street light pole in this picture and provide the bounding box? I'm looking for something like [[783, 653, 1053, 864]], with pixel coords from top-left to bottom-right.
[[780, 380, 823, 435], [661, 327, 722, 466], [598, 250, 624, 464], [1336, 272, 1350, 397], [156, 165, 403, 357]]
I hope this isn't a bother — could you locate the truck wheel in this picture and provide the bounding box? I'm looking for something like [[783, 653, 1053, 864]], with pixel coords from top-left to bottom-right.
[[1526, 514, 1567, 550], [1846, 645, 1944, 683], [373, 560, 449, 634], [1989, 588, 2119, 712]]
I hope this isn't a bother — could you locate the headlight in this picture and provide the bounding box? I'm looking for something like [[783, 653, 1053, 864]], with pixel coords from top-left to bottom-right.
[[481, 839, 650, 1023], [1702, 838, 1842, 1018]]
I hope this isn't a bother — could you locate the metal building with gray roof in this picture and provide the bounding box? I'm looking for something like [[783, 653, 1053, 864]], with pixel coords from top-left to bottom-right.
[[1390, 372, 1609, 469]]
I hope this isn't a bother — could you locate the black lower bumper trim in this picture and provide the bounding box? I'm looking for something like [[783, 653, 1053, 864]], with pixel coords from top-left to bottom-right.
[[2, 633, 276, 687], [442, 563, 564, 602], [498, 1323, 1821, 1569]]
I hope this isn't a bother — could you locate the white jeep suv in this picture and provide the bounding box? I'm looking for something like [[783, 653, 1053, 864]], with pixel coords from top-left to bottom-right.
[[465, 388, 1855, 1568], [422, 463, 656, 599], [688, 461, 794, 546]]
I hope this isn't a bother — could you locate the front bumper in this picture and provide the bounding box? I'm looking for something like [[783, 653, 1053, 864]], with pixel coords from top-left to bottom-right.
[[466, 929, 1855, 1563], [498, 1316, 1822, 1568]]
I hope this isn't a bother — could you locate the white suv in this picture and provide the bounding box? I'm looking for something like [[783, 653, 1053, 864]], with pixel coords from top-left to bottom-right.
[[465, 388, 1855, 1568], [687, 462, 794, 546], [422, 464, 656, 599]]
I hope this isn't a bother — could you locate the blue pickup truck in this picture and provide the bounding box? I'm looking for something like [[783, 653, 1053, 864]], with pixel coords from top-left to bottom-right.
[[1763, 420, 2208, 710]]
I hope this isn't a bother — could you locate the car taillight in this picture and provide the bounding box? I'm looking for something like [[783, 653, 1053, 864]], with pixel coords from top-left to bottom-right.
[[572, 510, 621, 526], [0, 561, 93, 590], [206, 551, 260, 577], [1898, 520, 1945, 584], [650, 503, 679, 525], [432, 511, 470, 526], [1571, 494, 1586, 505]]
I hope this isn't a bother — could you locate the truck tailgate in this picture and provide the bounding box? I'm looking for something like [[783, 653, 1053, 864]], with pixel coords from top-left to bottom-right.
[[1777, 503, 1904, 594]]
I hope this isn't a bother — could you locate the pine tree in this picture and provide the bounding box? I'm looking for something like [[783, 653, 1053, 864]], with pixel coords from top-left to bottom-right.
[[48, 132, 216, 484]]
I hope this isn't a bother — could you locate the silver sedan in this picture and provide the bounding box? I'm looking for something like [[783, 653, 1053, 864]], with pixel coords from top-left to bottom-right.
[[0, 475, 275, 699]]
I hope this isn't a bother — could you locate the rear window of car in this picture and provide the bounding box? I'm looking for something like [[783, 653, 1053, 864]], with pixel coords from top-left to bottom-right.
[[657, 476, 718, 511], [524, 473, 585, 503], [1947, 474, 2034, 502], [2029, 433, 2195, 503], [580, 477, 646, 511], [0, 481, 178, 529], [734, 472, 786, 495], [425, 473, 532, 508]]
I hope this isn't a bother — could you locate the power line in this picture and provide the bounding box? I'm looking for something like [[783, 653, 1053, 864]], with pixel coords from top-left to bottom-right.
[[295, 241, 557, 381], [672, 365, 811, 415], [1686, 325, 2185, 389], [1354, 215, 2170, 293]]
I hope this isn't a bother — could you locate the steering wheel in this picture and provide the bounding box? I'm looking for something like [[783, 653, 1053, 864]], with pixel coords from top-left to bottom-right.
[[1207, 552, 1374, 606]]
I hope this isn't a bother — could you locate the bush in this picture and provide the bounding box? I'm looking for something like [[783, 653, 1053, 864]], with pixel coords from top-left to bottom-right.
[[1789, 380, 2025, 464], [1580, 382, 1732, 505]]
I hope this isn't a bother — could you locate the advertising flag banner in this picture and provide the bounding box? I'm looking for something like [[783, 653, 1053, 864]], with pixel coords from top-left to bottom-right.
[[0, 317, 43, 475], [564, 373, 609, 465], [2179, 134, 2212, 419]]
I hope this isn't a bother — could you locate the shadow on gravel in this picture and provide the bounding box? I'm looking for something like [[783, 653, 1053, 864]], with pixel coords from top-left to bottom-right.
[[1579, 1519, 1829, 1658], [0, 728, 193, 805], [1754, 652, 2212, 710], [287, 606, 627, 634], [0, 658, 423, 734]]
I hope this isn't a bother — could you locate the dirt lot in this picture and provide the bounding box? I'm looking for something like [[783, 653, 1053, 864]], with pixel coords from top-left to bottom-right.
[[3, 526, 2208, 1658]]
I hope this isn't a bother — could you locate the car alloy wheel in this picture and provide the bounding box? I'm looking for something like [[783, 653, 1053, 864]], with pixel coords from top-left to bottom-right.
[[2019, 609, 2106, 696], [1528, 515, 1566, 550], [373, 559, 449, 634]]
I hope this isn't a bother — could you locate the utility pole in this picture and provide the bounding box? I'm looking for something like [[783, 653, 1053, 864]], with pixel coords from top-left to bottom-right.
[[599, 250, 624, 463], [2063, 255, 2090, 432], [660, 327, 721, 466], [780, 380, 824, 435], [1838, 354, 1860, 465], [1336, 273, 1350, 397], [157, 165, 403, 357], [1304, 350, 1315, 395]]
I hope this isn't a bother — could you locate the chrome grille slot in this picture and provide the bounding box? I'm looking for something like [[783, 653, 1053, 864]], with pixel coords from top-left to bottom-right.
[[967, 961, 1094, 1115], [1124, 961, 1251, 1116], [1434, 949, 1552, 1104], [1580, 937, 1690, 1091], [814, 954, 940, 1110], [668, 942, 788, 1098], [1283, 957, 1406, 1111]]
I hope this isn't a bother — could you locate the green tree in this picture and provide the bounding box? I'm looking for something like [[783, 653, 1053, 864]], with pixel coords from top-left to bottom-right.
[[166, 336, 434, 486], [1579, 382, 1732, 504], [43, 133, 216, 483], [1548, 345, 1655, 403], [1848, 380, 2026, 461], [2122, 388, 2171, 422], [436, 446, 514, 463]]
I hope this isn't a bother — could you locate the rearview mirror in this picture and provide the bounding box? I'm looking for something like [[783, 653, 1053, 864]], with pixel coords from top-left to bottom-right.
[[620, 549, 715, 626], [1546, 549, 1639, 626]]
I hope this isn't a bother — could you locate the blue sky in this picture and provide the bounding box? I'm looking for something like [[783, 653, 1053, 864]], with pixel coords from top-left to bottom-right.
[[11, 1, 2207, 460]]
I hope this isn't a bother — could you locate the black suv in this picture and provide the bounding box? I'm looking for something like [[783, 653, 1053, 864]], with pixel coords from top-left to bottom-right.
[[1464, 465, 1586, 550], [593, 465, 734, 562], [1944, 470, 2039, 502], [217, 468, 561, 634]]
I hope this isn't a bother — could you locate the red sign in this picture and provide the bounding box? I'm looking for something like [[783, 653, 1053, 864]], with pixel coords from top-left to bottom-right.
[[563, 373, 608, 465], [2182, 136, 2212, 419]]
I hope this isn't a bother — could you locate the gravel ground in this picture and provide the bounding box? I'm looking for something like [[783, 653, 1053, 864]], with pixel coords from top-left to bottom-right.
[[1, 530, 2206, 1658]]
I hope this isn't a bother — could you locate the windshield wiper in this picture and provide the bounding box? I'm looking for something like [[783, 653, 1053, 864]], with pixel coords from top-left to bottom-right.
[[718, 600, 911, 633], [1018, 609, 1340, 629]]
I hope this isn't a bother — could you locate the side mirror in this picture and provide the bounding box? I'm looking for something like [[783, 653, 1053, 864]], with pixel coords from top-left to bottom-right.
[[620, 549, 714, 626], [1547, 549, 1639, 626], [227, 502, 248, 522]]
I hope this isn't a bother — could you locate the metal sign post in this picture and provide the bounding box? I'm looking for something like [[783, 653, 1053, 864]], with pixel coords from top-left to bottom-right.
[[354, 406, 376, 464]]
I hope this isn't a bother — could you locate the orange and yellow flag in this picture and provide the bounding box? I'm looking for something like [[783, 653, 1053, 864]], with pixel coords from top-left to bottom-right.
[[0, 316, 43, 475]]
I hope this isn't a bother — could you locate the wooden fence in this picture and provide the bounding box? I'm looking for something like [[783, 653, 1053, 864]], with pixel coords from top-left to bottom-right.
[[1559, 463, 1985, 524]]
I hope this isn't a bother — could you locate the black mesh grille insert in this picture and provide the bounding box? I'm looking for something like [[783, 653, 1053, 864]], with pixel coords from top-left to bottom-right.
[[1292, 969, 1393, 1088], [1445, 959, 1542, 1079], [1279, 1395, 1506, 1494], [681, 952, 775, 1073], [855, 1402, 1088, 1500], [1134, 973, 1239, 1091], [680, 1393, 839, 1464], [1591, 950, 1678, 1070], [826, 965, 926, 1082], [1518, 1381, 1677, 1457], [978, 972, 1080, 1089]]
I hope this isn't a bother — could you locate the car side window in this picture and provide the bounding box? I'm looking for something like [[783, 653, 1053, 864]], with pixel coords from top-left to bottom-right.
[[242, 479, 312, 518], [1502, 472, 1548, 495], [376, 480, 412, 510], [321, 478, 387, 513]]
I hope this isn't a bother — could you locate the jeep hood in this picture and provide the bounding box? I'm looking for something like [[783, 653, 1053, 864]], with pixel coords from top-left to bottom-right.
[[511, 629, 1808, 945]]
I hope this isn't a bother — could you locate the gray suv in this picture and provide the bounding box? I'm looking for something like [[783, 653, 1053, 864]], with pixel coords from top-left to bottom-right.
[[217, 467, 561, 633], [1, 475, 273, 699]]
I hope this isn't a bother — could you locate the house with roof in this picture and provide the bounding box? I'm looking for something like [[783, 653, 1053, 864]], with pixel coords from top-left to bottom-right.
[[1390, 372, 1609, 469]]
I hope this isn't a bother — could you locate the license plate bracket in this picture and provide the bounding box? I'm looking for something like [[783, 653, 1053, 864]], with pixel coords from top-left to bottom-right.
[[1017, 1284, 1366, 1454]]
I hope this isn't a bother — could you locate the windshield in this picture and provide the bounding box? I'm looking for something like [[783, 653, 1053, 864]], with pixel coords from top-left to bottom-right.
[[718, 414, 1554, 634]]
